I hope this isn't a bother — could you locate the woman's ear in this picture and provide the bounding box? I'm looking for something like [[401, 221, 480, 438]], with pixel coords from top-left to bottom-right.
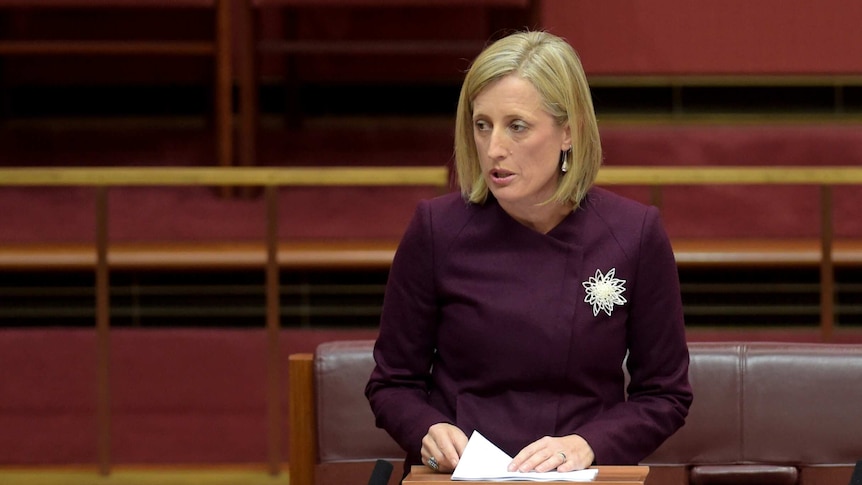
[[561, 123, 572, 151]]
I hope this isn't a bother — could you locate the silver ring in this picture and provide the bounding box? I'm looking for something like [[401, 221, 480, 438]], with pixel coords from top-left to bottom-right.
[[428, 456, 439, 471], [557, 451, 567, 463]]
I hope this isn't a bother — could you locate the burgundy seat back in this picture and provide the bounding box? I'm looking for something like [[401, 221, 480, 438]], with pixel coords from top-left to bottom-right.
[[743, 344, 862, 464], [315, 340, 403, 464], [646, 342, 862, 467], [644, 343, 745, 466]]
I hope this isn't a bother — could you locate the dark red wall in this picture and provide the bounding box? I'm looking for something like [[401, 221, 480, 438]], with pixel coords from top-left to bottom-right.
[[1, 4, 529, 86], [540, 0, 862, 75]]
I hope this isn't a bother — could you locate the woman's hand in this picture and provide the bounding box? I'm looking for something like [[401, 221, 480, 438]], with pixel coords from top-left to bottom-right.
[[508, 434, 595, 473], [420, 423, 468, 473]]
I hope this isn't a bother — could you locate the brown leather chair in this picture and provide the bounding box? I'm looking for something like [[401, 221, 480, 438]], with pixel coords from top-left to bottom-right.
[[0, 0, 233, 169], [290, 340, 862, 485], [644, 342, 862, 485], [289, 340, 403, 485]]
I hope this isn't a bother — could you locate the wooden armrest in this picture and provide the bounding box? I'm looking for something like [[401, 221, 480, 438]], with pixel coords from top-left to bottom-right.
[[288, 353, 315, 485]]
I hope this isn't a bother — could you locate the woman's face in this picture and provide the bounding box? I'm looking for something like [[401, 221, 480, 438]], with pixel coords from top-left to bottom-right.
[[472, 74, 571, 209]]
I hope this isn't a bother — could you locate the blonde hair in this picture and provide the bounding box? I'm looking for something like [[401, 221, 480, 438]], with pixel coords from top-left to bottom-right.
[[454, 31, 602, 207]]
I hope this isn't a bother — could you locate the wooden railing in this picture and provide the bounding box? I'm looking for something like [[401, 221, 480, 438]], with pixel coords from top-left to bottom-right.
[[601, 166, 862, 346], [0, 166, 448, 477], [3, 165, 862, 475]]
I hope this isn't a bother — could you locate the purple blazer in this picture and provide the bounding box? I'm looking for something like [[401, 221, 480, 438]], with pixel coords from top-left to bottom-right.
[[366, 188, 692, 472]]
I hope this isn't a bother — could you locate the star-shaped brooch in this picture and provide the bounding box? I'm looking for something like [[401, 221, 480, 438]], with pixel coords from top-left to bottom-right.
[[582, 268, 627, 317]]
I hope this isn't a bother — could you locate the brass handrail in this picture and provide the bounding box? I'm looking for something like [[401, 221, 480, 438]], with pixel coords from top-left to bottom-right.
[[598, 166, 862, 185], [5, 165, 862, 186], [0, 166, 451, 186]]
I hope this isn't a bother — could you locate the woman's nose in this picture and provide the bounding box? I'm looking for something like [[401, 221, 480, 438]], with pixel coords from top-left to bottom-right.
[[487, 130, 508, 159]]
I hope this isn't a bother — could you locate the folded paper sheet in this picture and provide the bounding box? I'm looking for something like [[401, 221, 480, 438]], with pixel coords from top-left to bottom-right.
[[451, 431, 599, 482]]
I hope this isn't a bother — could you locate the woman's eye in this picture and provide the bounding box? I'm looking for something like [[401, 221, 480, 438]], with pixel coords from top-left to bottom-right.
[[474, 120, 489, 131], [510, 121, 527, 133]]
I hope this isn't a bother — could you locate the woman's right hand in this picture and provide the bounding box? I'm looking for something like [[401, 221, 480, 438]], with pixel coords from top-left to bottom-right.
[[420, 423, 468, 473]]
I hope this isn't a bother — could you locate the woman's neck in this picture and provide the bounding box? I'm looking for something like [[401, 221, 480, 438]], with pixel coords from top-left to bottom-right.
[[499, 199, 573, 234]]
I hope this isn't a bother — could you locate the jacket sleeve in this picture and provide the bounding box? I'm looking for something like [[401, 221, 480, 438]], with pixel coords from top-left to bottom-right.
[[365, 200, 452, 456], [574, 207, 693, 464]]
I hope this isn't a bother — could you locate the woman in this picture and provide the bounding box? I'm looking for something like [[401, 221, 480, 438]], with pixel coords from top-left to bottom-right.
[[365, 30, 692, 478]]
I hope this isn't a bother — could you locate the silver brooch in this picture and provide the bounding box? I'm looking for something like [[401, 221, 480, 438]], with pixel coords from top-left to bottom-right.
[[582, 268, 627, 316]]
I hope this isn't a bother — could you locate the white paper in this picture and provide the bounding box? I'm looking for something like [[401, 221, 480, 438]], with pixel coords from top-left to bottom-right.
[[451, 431, 599, 482]]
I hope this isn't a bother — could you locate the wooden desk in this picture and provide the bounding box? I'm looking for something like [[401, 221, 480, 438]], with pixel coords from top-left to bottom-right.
[[404, 465, 649, 484]]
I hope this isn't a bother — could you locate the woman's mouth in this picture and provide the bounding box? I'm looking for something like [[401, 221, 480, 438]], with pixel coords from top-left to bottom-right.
[[490, 169, 515, 183]]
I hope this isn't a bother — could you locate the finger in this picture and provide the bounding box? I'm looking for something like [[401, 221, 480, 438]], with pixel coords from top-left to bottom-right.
[[534, 449, 566, 473], [514, 449, 554, 473], [423, 434, 454, 472], [421, 450, 442, 472], [436, 442, 459, 470], [420, 435, 441, 470], [452, 429, 469, 458], [428, 424, 468, 471], [436, 434, 466, 471], [558, 460, 583, 473], [557, 450, 591, 472], [441, 427, 468, 469], [508, 438, 549, 472], [508, 444, 534, 471], [558, 434, 595, 471], [553, 451, 571, 472], [425, 455, 441, 472]]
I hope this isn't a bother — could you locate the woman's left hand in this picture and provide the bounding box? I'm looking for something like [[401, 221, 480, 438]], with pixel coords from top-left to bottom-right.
[[508, 434, 595, 473]]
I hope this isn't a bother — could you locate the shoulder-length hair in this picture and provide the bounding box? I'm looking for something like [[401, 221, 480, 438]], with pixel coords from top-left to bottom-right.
[[454, 31, 602, 207]]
